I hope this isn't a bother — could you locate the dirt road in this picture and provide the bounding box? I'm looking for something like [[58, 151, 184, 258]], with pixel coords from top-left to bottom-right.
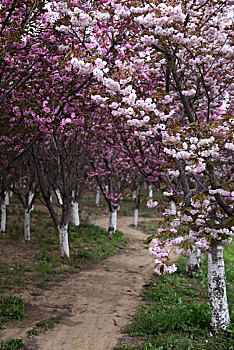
[[33, 216, 155, 350]]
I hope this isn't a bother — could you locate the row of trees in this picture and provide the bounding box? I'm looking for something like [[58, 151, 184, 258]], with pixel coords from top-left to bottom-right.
[[0, 0, 233, 332]]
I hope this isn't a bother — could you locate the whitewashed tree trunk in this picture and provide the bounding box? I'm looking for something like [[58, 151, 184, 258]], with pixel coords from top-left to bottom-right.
[[113, 210, 117, 231], [55, 189, 63, 205], [29, 191, 34, 211], [95, 187, 100, 206], [208, 240, 230, 331], [58, 224, 70, 258], [149, 184, 153, 198], [186, 246, 201, 273], [170, 201, 176, 215], [134, 208, 139, 227], [72, 201, 80, 226], [24, 209, 31, 241], [10, 191, 13, 198], [132, 190, 137, 201], [4, 192, 9, 206], [108, 210, 117, 238], [1, 202, 6, 233]]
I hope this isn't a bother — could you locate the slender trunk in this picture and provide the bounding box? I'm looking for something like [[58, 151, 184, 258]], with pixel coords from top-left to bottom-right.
[[55, 189, 63, 205], [149, 184, 153, 198], [134, 208, 139, 227], [133, 190, 137, 201], [29, 191, 34, 211], [186, 246, 201, 273], [58, 224, 70, 258], [95, 187, 100, 206], [208, 240, 230, 331], [72, 201, 80, 226], [170, 201, 176, 215], [108, 210, 117, 238], [10, 191, 13, 198], [4, 192, 9, 206], [1, 202, 6, 233], [24, 209, 31, 241], [113, 210, 117, 231]]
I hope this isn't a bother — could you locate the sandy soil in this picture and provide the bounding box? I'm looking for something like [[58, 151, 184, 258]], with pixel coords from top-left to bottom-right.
[[1, 215, 176, 350]]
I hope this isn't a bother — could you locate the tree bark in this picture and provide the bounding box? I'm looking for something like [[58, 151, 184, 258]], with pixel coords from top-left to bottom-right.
[[58, 224, 70, 258], [95, 187, 100, 206], [1, 202, 6, 234], [149, 184, 153, 198], [71, 201, 80, 226], [134, 208, 139, 227], [208, 240, 230, 331], [24, 209, 31, 241], [108, 210, 117, 238], [186, 246, 201, 273]]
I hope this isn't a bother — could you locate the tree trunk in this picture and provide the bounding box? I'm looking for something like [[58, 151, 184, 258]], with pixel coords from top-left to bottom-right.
[[149, 184, 153, 198], [108, 210, 117, 238], [170, 201, 176, 215], [134, 208, 139, 227], [186, 246, 201, 273], [55, 189, 63, 205], [95, 187, 100, 206], [29, 191, 34, 211], [208, 240, 230, 331], [1, 202, 6, 233], [58, 224, 70, 258], [72, 201, 80, 226], [4, 192, 9, 206], [24, 209, 31, 241]]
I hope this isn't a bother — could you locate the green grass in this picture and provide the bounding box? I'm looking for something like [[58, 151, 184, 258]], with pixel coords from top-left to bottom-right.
[[0, 339, 24, 350], [0, 296, 26, 329], [27, 315, 62, 336], [117, 242, 234, 350]]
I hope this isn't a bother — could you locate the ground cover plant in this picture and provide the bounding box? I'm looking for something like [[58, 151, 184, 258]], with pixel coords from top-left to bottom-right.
[[117, 242, 234, 350], [0, 339, 24, 350]]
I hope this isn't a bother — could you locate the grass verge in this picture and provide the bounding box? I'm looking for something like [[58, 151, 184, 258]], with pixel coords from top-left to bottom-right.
[[117, 242, 234, 350]]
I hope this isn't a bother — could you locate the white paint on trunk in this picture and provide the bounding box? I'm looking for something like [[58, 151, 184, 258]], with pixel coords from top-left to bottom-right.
[[10, 191, 13, 198], [113, 210, 117, 231], [55, 189, 63, 205], [170, 201, 176, 215], [132, 190, 137, 201], [186, 246, 201, 273], [95, 187, 100, 206], [1, 202, 6, 233], [134, 208, 139, 227], [117, 204, 120, 211], [149, 184, 153, 198], [208, 240, 230, 331], [4, 192, 9, 206], [108, 210, 116, 238], [72, 201, 80, 226], [58, 224, 70, 258], [24, 209, 31, 241], [29, 191, 34, 211]]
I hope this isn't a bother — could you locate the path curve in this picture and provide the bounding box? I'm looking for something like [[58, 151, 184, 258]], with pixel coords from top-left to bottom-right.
[[31, 216, 156, 350]]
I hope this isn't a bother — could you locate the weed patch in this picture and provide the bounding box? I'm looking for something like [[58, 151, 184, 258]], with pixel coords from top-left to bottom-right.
[[0, 296, 26, 329], [0, 339, 24, 350]]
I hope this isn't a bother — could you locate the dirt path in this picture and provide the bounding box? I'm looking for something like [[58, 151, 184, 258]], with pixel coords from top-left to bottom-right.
[[33, 216, 156, 350], [1, 216, 172, 350]]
